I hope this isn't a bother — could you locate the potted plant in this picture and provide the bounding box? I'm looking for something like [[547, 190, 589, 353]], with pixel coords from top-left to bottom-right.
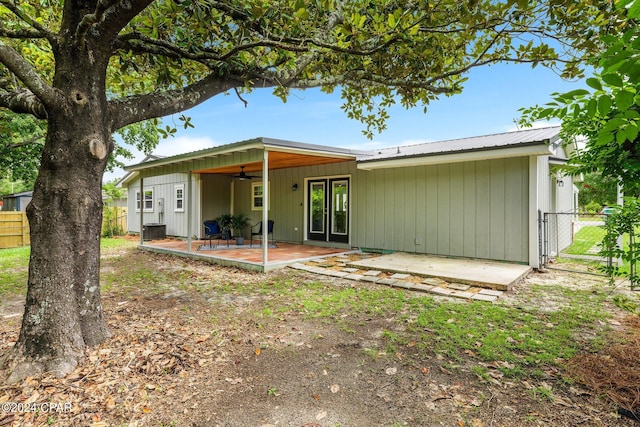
[[216, 213, 233, 242], [231, 213, 250, 245]]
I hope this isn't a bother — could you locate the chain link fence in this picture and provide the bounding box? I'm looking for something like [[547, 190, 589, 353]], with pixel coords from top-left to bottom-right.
[[540, 212, 612, 275]]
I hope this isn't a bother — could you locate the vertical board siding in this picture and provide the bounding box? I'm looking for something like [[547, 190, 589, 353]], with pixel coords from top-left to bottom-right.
[[436, 164, 450, 254], [449, 164, 464, 257], [352, 157, 530, 263], [239, 161, 357, 244], [462, 162, 477, 258], [414, 166, 427, 253], [424, 166, 438, 254], [489, 159, 506, 260], [403, 167, 417, 252], [127, 173, 200, 237], [474, 161, 491, 257]]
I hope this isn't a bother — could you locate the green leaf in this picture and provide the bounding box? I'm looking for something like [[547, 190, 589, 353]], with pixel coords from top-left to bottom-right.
[[586, 77, 603, 91], [616, 128, 628, 145], [602, 73, 624, 87], [615, 89, 635, 111], [598, 94, 612, 116], [625, 123, 639, 142], [387, 13, 396, 28], [563, 89, 590, 99], [587, 98, 597, 118], [629, 0, 640, 19], [596, 131, 614, 146]]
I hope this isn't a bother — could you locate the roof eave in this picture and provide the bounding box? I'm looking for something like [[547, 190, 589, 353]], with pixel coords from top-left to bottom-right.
[[357, 143, 553, 170]]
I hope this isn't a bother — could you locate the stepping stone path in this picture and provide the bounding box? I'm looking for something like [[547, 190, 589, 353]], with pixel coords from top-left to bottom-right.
[[289, 254, 505, 302]]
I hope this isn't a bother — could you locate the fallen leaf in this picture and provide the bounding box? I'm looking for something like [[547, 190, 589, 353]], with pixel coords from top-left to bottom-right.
[[196, 334, 210, 343], [105, 396, 116, 410], [255, 348, 261, 355], [421, 367, 430, 375], [316, 411, 327, 420], [554, 396, 573, 407], [385, 367, 397, 375]]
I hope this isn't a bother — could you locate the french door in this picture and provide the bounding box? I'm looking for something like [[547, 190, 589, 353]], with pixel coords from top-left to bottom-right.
[[307, 177, 349, 243]]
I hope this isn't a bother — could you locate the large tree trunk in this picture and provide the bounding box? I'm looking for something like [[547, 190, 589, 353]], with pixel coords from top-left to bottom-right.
[[4, 37, 113, 383]]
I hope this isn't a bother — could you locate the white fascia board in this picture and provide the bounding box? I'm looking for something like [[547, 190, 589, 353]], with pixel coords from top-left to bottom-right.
[[119, 171, 138, 187], [357, 144, 553, 170], [124, 141, 264, 172], [263, 144, 358, 160]]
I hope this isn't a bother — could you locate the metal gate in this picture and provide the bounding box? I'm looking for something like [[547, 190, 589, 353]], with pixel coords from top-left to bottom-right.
[[539, 211, 612, 275]]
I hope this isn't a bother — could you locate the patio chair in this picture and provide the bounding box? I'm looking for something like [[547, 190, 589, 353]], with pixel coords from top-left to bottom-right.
[[202, 220, 223, 248], [250, 220, 275, 247]]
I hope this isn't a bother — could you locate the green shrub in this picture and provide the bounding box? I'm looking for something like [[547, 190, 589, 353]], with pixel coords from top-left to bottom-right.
[[585, 201, 602, 214]]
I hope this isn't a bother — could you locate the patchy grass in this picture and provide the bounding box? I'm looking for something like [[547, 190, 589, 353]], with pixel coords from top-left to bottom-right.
[[245, 273, 612, 381], [0, 245, 29, 296], [2, 246, 636, 426], [564, 225, 607, 255], [0, 238, 136, 299]]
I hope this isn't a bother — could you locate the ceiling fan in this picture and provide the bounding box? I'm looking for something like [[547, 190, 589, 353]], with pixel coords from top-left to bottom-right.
[[233, 166, 261, 180]]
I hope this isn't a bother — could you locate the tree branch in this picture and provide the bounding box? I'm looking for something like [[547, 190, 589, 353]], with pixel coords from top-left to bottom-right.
[[109, 73, 245, 130], [0, 27, 48, 39], [0, 89, 48, 118], [4, 134, 46, 149], [0, 0, 56, 41], [0, 41, 58, 110], [86, 0, 154, 43]]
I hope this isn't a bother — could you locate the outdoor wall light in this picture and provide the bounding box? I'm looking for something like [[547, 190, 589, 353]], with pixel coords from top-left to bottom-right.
[[557, 179, 564, 187], [292, 183, 298, 191]]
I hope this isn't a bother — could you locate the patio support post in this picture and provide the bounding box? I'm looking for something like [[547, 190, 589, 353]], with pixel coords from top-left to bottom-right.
[[262, 150, 269, 266], [139, 176, 144, 246], [187, 171, 193, 252]]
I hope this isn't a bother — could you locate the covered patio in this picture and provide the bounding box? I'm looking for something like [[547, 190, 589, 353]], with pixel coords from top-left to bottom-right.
[[138, 239, 356, 272], [123, 137, 366, 272]]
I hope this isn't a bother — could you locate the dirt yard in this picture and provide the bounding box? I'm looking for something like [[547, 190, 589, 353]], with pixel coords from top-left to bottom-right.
[[0, 246, 639, 427]]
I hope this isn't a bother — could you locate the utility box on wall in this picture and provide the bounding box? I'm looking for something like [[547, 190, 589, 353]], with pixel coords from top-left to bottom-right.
[[143, 223, 166, 240]]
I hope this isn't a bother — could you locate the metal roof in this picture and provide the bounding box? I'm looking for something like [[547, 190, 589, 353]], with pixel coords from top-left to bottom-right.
[[123, 127, 562, 176], [357, 126, 561, 163], [124, 136, 368, 172]]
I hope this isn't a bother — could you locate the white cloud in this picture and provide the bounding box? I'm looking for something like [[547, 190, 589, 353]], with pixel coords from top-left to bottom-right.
[[104, 136, 219, 183], [153, 136, 219, 157]]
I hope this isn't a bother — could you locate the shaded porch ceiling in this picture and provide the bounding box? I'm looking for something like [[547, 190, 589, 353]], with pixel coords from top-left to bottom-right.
[[193, 151, 352, 175]]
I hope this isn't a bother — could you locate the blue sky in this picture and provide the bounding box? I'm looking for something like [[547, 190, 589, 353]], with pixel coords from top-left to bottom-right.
[[107, 61, 587, 181]]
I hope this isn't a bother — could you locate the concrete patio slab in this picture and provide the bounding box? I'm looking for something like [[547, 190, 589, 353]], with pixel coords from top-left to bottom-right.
[[349, 253, 531, 291]]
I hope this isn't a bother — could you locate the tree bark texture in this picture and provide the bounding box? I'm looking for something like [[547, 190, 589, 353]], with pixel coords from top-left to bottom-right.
[[6, 33, 113, 382]]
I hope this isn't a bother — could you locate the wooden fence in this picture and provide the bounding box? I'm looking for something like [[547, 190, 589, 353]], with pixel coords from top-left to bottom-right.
[[102, 206, 128, 237], [0, 211, 30, 249], [0, 207, 128, 249]]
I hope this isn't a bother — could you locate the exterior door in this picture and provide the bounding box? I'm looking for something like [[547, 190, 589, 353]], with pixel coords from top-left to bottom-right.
[[307, 177, 349, 243]]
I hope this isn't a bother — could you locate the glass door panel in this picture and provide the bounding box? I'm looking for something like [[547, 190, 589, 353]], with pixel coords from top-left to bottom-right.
[[331, 180, 348, 236], [307, 177, 349, 244], [308, 181, 326, 241]]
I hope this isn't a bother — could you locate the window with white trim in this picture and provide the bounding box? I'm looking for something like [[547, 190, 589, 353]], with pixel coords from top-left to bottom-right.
[[251, 182, 270, 211], [135, 188, 154, 212], [174, 184, 184, 212]]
